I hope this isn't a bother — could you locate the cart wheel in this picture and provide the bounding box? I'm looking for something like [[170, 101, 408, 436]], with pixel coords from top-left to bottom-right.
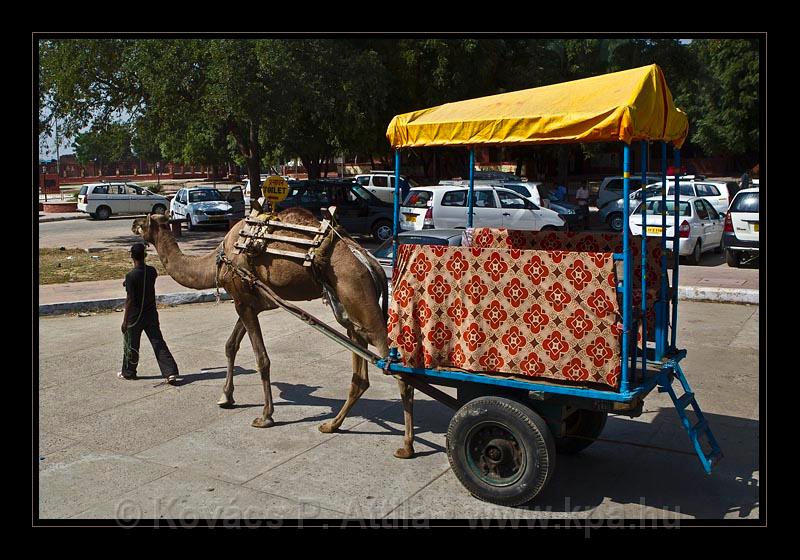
[[447, 396, 555, 507], [554, 409, 607, 454]]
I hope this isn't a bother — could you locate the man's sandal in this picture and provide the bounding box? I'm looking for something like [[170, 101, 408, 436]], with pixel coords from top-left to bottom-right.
[[117, 371, 137, 380]]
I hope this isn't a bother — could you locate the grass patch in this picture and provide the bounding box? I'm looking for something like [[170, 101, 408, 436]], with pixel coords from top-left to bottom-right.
[[39, 248, 167, 284]]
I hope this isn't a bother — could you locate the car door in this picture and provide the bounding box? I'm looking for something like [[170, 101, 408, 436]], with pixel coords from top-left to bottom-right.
[[126, 185, 147, 213], [173, 189, 186, 218], [227, 186, 245, 218], [697, 183, 728, 215], [471, 189, 504, 228], [109, 184, 131, 214], [693, 199, 712, 250], [701, 199, 723, 246], [436, 190, 468, 229], [497, 190, 538, 230]]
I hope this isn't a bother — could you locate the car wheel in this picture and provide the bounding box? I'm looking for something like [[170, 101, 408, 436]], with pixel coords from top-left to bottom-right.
[[726, 249, 740, 268], [687, 240, 701, 265], [371, 219, 393, 242], [540, 225, 557, 232], [714, 237, 724, 254], [89, 213, 97, 220], [96, 206, 111, 220], [186, 213, 195, 231], [152, 204, 167, 215], [608, 212, 623, 232], [447, 396, 555, 507]]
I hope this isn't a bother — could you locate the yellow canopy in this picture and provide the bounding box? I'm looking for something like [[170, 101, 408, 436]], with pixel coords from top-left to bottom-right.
[[386, 64, 688, 149]]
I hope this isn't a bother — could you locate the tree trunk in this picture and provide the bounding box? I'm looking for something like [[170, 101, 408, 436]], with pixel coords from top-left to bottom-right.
[[304, 158, 322, 180]]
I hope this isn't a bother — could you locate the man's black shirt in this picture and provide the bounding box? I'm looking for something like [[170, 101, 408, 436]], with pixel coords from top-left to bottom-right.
[[124, 264, 159, 323]]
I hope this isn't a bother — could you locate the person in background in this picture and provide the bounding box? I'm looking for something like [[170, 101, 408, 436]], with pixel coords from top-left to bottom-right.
[[118, 242, 179, 383], [575, 182, 590, 229], [739, 171, 751, 191]]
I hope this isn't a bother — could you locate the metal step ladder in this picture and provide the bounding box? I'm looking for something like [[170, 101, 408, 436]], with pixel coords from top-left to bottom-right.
[[658, 361, 723, 474]]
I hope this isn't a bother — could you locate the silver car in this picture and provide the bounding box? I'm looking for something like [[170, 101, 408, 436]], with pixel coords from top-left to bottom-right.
[[170, 186, 246, 230], [77, 182, 169, 220]]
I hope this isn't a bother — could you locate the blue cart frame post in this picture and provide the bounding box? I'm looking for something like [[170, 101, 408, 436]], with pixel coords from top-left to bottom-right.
[[671, 149, 681, 350], [621, 143, 632, 393], [655, 141, 669, 360], [640, 140, 648, 376], [467, 147, 476, 228], [392, 149, 401, 267]]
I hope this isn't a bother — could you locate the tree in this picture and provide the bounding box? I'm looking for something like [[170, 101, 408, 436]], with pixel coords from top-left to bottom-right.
[[72, 123, 133, 175]]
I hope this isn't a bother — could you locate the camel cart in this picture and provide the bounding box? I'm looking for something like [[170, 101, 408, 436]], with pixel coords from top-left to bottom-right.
[[372, 64, 723, 506]]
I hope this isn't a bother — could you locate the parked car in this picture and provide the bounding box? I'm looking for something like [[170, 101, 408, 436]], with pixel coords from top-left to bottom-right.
[[399, 185, 565, 232], [499, 181, 589, 229], [371, 229, 463, 285], [599, 184, 664, 231], [629, 196, 724, 265], [170, 185, 246, 231], [640, 178, 732, 216], [273, 179, 394, 242], [354, 171, 418, 204], [723, 187, 759, 267], [597, 174, 662, 209], [77, 182, 169, 220]]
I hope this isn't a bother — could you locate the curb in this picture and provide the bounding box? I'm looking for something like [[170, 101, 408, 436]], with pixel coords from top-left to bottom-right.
[[678, 286, 758, 305], [39, 290, 232, 316], [39, 215, 87, 223]]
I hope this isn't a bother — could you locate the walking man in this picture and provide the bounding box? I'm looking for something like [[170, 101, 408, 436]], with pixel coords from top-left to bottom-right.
[[118, 242, 179, 383]]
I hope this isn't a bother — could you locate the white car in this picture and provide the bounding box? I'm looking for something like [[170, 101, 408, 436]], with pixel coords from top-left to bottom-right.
[[399, 185, 565, 232], [170, 186, 246, 231], [355, 171, 418, 204], [597, 174, 661, 209], [641, 179, 732, 216], [629, 196, 724, 265], [77, 182, 169, 220], [722, 187, 759, 267]]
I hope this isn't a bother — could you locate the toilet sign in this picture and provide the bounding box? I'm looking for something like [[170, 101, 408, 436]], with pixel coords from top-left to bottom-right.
[[262, 176, 289, 204]]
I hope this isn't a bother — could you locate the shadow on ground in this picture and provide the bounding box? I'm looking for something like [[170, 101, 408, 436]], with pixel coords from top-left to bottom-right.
[[522, 410, 759, 519]]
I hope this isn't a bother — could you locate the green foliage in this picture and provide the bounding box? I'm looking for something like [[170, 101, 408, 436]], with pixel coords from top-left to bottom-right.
[[72, 123, 133, 167]]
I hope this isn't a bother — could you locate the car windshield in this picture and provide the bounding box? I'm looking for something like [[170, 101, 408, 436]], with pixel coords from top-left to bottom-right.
[[730, 192, 759, 213], [189, 189, 224, 203], [403, 190, 433, 208], [634, 200, 692, 217], [351, 184, 375, 202]]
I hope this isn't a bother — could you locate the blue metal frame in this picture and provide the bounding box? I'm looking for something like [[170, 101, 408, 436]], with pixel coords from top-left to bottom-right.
[[388, 141, 684, 402], [671, 149, 681, 350], [655, 141, 669, 360], [467, 147, 475, 228]]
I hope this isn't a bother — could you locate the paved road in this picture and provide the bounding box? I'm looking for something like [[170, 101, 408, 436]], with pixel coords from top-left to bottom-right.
[[38, 299, 759, 522], [38, 217, 758, 290]]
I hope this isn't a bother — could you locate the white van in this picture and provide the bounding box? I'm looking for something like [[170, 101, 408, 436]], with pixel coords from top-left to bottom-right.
[[355, 171, 418, 204], [399, 185, 565, 232], [77, 182, 169, 220]]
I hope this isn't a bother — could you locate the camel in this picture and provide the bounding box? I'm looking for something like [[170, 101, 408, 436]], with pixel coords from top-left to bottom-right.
[[132, 211, 415, 459]]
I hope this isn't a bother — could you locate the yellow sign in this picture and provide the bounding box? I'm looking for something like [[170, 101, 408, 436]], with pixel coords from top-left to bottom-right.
[[262, 176, 289, 203]]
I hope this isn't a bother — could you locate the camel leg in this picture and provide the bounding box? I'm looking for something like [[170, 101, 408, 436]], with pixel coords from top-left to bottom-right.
[[237, 306, 275, 428], [394, 378, 415, 459], [319, 330, 370, 433], [217, 318, 247, 408]]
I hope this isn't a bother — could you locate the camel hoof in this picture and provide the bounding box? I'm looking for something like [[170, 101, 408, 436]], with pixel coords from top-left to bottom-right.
[[252, 416, 275, 428], [394, 446, 415, 459], [217, 395, 235, 408], [318, 421, 337, 434]]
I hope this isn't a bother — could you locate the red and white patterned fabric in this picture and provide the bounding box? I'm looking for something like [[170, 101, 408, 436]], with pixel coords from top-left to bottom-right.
[[465, 229, 665, 342], [387, 243, 623, 390]]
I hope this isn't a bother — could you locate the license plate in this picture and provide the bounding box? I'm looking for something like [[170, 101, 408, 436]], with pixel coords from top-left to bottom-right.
[[646, 226, 663, 235], [404, 214, 417, 223], [754, 223, 759, 232], [209, 216, 225, 221]]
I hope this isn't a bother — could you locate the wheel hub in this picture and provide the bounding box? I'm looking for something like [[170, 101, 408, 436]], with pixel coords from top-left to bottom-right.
[[466, 423, 525, 486]]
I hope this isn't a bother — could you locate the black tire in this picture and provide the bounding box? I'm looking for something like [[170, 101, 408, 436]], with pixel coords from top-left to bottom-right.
[[186, 213, 195, 231], [152, 204, 167, 215], [447, 396, 555, 507], [540, 225, 557, 232], [96, 206, 111, 220], [607, 212, 624, 232], [726, 249, 739, 268], [554, 409, 607, 454], [714, 237, 724, 254], [89, 213, 97, 220], [687, 240, 701, 265], [371, 219, 392, 242]]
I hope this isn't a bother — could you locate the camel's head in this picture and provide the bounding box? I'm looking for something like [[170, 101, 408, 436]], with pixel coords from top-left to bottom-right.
[[132, 213, 170, 245]]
